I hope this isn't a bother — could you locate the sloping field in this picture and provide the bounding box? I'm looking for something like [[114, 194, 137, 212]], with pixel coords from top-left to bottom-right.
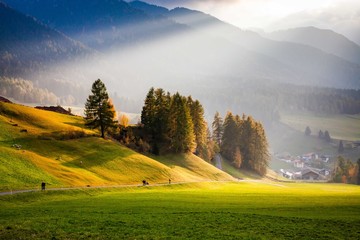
[[0, 102, 233, 191]]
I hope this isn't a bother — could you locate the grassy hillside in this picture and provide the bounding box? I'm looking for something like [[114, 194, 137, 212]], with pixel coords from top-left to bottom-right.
[[0, 102, 233, 191], [1, 182, 359, 239]]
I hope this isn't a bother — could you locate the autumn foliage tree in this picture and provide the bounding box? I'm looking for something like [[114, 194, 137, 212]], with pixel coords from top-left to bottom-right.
[[333, 156, 357, 184]]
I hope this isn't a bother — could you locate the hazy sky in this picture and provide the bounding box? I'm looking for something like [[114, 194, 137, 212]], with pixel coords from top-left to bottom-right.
[[142, 0, 360, 43]]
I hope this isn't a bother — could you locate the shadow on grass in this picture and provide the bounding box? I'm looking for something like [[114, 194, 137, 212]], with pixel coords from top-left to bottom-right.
[[152, 154, 192, 169], [63, 121, 86, 129]]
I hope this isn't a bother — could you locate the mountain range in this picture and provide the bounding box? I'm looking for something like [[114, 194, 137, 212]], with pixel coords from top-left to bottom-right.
[[0, 0, 359, 116]]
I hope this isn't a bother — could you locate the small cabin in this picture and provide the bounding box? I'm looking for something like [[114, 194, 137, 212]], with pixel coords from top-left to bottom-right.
[[301, 169, 321, 180]]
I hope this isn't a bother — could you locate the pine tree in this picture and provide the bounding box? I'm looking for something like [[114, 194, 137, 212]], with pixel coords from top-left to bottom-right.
[[338, 140, 344, 153], [153, 88, 170, 154], [188, 97, 207, 156], [252, 121, 270, 175], [240, 115, 254, 169], [318, 130, 324, 139], [212, 111, 223, 146], [238, 115, 269, 176], [168, 93, 195, 153], [324, 130, 331, 142], [141, 87, 156, 135], [221, 112, 237, 162], [84, 79, 117, 138]]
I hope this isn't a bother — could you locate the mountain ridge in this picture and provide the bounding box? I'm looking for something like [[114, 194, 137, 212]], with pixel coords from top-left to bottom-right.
[[0, 2, 96, 78], [1, 0, 359, 120], [265, 26, 360, 65]]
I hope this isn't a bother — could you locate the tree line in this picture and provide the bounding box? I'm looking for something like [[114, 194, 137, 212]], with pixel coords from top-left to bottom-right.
[[213, 112, 270, 176], [140, 87, 270, 175], [84, 80, 271, 176], [140, 87, 212, 158]]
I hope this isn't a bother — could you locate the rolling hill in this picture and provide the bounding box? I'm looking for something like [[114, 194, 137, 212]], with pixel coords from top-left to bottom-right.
[[0, 101, 233, 191]]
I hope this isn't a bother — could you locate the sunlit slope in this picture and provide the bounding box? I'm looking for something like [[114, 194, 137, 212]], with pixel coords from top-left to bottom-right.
[[0, 102, 233, 190], [155, 154, 234, 182]]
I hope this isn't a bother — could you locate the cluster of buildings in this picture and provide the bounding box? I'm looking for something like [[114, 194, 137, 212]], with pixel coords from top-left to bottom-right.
[[275, 152, 332, 181]]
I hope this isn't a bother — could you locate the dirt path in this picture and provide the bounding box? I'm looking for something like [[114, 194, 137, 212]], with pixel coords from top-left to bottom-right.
[[0, 179, 288, 196], [0, 182, 175, 196]]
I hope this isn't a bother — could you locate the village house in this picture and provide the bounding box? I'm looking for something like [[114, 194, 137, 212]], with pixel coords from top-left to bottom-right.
[[293, 159, 304, 168], [301, 169, 323, 181]]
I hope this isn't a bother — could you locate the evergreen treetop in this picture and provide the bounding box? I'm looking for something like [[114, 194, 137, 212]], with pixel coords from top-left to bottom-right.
[[84, 79, 117, 138]]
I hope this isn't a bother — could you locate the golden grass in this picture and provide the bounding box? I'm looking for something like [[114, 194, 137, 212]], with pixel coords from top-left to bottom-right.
[[0, 102, 234, 190]]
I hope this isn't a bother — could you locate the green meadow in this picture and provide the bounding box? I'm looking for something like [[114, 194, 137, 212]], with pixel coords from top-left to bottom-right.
[[1, 182, 360, 239]]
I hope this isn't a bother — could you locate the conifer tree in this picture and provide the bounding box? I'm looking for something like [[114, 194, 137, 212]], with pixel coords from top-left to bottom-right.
[[324, 130, 331, 142], [168, 93, 195, 153], [234, 114, 244, 150], [188, 96, 207, 156], [338, 140, 344, 153], [221, 112, 237, 161], [153, 88, 170, 154], [318, 130, 324, 139], [252, 121, 270, 175], [212, 111, 223, 146], [239, 115, 254, 169], [84, 79, 117, 138], [141, 87, 156, 135]]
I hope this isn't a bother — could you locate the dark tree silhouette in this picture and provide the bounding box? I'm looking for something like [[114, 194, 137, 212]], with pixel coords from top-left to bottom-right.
[[338, 140, 344, 153], [84, 79, 117, 138]]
